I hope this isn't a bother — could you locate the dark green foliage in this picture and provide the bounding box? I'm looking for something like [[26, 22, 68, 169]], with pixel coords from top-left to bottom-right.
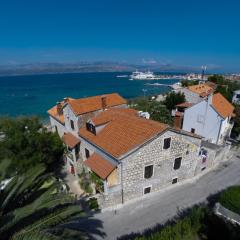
[[87, 197, 99, 210], [134, 207, 204, 240], [208, 74, 225, 84], [129, 97, 173, 125], [149, 102, 173, 125], [208, 74, 240, 101], [219, 186, 240, 214], [90, 172, 104, 192], [181, 80, 199, 87], [232, 106, 240, 137], [164, 91, 186, 110], [0, 117, 65, 178], [0, 117, 84, 239], [0, 164, 83, 240]]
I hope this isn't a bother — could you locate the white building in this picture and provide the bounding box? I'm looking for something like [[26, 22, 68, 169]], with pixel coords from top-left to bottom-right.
[[232, 90, 240, 104], [182, 93, 234, 145]]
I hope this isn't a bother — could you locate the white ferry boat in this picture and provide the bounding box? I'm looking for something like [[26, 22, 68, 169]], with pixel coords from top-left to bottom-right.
[[130, 70, 155, 80]]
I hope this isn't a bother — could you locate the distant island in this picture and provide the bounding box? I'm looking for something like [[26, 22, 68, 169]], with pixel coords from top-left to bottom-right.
[[0, 61, 218, 76]]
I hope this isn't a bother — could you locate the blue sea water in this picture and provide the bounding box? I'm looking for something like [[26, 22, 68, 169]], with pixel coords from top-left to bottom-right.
[[0, 72, 179, 119]]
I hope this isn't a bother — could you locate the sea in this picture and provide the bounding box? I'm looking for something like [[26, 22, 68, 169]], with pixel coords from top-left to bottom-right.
[[0, 72, 179, 120]]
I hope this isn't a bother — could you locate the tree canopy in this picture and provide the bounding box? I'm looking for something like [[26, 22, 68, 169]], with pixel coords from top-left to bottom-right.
[[0, 117, 64, 179], [164, 91, 186, 110]]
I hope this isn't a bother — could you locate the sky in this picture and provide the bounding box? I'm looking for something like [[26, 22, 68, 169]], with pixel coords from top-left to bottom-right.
[[0, 0, 240, 71]]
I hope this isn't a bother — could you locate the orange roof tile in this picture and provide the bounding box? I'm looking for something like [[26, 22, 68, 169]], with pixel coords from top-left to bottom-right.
[[80, 108, 168, 158], [68, 93, 126, 115], [84, 153, 116, 179], [92, 108, 138, 126], [62, 132, 80, 149], [212, 93, 234, 118], [188, 84, 214, 97]]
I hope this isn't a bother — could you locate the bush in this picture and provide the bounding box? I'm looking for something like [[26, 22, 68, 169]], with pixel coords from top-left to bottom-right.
[[87, 197, 99, 210], [164, 91, 186, 110], [219, 186, 240, 214]]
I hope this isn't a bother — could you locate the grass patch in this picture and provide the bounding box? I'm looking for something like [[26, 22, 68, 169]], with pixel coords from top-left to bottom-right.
[[219, 186, 240, 214]]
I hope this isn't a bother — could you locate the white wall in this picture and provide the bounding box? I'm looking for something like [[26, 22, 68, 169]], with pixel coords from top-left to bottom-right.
[[49, 116, 66, 138], [63, 105, 79, 137], [182, 100, 224, 144]]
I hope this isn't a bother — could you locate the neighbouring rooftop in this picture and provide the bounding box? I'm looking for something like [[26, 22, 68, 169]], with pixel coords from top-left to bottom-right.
[[188, 83, 214, 97], [47, 93, 126, 124]]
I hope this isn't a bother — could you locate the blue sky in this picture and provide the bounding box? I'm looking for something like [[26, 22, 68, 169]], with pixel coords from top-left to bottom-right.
[[0, 0, 240, 71]]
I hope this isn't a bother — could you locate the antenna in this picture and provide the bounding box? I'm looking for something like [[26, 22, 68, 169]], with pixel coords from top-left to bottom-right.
[[201, 65, 207, 81]]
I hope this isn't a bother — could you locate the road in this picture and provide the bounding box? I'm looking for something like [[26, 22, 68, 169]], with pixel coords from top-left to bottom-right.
[[72, 152, 240, 239]]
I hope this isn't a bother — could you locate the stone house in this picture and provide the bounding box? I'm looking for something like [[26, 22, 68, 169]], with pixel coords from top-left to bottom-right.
[[78, 107, 207, 207], [48, 93, 231, 208], [47, 93, 127, 174]]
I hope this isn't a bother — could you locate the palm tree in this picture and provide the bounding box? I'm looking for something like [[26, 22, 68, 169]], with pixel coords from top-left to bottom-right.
[[0, 164, 84, 240]]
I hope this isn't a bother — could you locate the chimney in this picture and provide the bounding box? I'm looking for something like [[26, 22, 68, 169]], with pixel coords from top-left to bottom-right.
[[174, 115, 183, 129], [56, 102, 62, 115], [101, 95, 107, 110], [207, 93, 213, 105]]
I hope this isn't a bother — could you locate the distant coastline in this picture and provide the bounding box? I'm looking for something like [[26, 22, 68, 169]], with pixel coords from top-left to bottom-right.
[[0, 61, 211, 77]]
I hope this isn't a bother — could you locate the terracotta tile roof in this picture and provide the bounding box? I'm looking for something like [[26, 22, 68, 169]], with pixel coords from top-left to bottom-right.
[[205, 81, 217, 90], [62, 132, 80, 149], [92, 108, 138, 126], [176, 102, 194, 108], [188, 84, 214, 97], [80, 108, 168, 158], [47, 98, 74, 124], [212, 93, 234, 118], [84, 153, 116, 179], [68, 93, 126, 116]]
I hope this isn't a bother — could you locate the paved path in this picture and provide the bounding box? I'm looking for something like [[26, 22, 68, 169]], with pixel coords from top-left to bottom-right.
[[73, 152, 240, 239]]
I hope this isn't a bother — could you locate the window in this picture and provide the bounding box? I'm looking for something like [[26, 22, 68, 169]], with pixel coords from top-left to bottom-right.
[[85, 148, 90, 159], [144, 186, 151, 194], [197, 114, 204, 123], [174, 157, 182, 170], [70, 120, 75, 130], [163, 137, 171, 150], [55, 126, 58, 133], [236, 94, 240, 99], [172, 178, 178, 184], [202, 156, 207, 164], [191, 128, 195, 134], [86, 122, 96, 135], [201, 167, 206, 171], [144, 165, 153, 179]]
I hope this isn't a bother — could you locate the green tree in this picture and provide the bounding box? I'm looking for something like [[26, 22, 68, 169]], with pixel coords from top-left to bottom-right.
[[208, 74, 225, 84], [0, 117, 65, 178], [149, 102, 173, 125], [0, 163, 83, 240], [164, 92, 186, 110]]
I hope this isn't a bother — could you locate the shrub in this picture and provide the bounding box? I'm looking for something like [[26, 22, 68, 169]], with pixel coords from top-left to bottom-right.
[[219, 186, 240, 214]]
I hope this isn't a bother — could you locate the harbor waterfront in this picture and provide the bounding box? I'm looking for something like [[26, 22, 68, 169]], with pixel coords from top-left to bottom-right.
[[0, 72, 179, 118]]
